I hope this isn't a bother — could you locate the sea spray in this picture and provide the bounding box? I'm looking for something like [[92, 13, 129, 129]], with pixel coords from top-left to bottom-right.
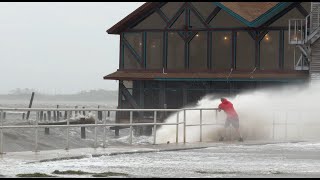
[[156, 82, 320, 144]]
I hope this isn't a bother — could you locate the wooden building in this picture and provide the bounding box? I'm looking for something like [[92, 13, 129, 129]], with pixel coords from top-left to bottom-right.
[[104, 2, 313, 135]]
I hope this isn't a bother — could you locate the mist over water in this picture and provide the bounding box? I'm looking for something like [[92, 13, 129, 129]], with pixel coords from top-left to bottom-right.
[[156, 82, 320, 144]]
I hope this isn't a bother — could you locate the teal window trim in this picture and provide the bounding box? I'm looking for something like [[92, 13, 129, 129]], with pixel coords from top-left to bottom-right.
[[213, 2, 293, 27], [207, 31, 212, 69], [143, 32, 147, 69], [279, 30, 284, 69], [185, 41, 189, 69], [232, 31, 237, 69], [163, 32, 168, 69]]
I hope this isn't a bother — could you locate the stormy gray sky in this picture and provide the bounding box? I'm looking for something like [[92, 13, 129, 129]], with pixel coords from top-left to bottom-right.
[[0, 2, 144, 94]]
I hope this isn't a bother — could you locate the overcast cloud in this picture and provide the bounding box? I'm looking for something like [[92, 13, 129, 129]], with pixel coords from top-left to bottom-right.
[[0, 2, 144, 94]]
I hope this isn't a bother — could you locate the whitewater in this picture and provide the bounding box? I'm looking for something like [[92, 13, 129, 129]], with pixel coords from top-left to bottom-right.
[[156, 82, 320, 144]]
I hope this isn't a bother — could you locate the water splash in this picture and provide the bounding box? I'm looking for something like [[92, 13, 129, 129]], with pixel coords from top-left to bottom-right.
[[156, 82, 320, 144]]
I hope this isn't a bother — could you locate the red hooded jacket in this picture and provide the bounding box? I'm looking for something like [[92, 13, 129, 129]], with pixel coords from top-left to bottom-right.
[[218, 99, 238, 119]]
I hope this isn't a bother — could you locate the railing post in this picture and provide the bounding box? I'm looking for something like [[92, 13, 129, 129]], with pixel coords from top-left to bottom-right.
[[215, 110, 218, 124], [129, 111, 133, 145], [272, 113, 275, 140], [153, 111, 157, 145], [66, 117, 69, 150], [94, 111, 98, 149], [0, 110, 4, 154], [176, 111, 179, 143], [285, 112, 288, 140], [183, 109, 186, 144], [200, 109, 202, 142], [103, 114, 106, 148], [34, 110, 39, 152]]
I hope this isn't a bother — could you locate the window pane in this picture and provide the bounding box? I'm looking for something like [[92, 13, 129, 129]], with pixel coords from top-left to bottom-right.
[[123, 46, 142, 69], [236, 31, 255, 70], [167, 32, 185, 70], [260, 31, 280, 70], [191, 2, 217, 20], [133, 12, 167, 29], [284, 31, 303, 70], [146, 32, 163, 69], [189, 32, 207, 70], [209, 10, 245, 27], [124, 33, 142, 57], [160, 2, 184, 20], [212, 31, 232, 70]]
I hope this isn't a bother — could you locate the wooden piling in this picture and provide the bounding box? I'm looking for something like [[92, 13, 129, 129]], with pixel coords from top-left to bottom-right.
[[81, 127, 86, 139], [40, 111, 43, 121], [47, 111, 51, 121], [56, 105, 60, 121], [22, 113, 25, 120], [26, 92, 35, 120]]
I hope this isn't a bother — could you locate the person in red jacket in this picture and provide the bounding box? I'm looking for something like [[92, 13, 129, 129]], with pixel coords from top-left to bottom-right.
[[218, 98, 243, 142]]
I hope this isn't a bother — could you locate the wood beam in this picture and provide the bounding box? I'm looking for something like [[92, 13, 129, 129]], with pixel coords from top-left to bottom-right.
[[206, 7, 221, 24], [296, 3, 309, 17]]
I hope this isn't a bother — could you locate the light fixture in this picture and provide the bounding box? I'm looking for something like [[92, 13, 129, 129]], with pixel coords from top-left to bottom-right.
[[224, 36, 228, 40], [139, 42, 142, 46], [196, 34, 199, 37]]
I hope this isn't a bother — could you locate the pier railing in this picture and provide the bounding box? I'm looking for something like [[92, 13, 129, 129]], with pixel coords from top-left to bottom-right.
[[0, 107, 313, 154], [0, 107, 222, 154]]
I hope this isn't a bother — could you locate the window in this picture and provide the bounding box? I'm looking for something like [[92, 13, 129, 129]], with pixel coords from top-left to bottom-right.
[[167, 32, 185, 69], [189, 32, 207, 70], [260, 31, 280, 70], [146, 32, 163, 69], [212, 31, 232, 70], [236, 31, 255, 70]]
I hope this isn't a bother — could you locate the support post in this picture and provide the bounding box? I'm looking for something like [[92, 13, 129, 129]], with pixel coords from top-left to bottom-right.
[[176, 111, 179, 143], [26, 92, 35, 120], [0, 110, 4, 154], [66, 118, 69, 150], [200, 109, 202, 142], [153, 111, 157, 145], [81, 127, 86, 139], [129, 111, 133, 145], [183, 109, 186, 144], [34, 111, 39, 152]]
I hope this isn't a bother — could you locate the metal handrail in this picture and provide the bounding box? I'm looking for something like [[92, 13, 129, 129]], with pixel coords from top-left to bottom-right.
[[0, 107, 220, 154]]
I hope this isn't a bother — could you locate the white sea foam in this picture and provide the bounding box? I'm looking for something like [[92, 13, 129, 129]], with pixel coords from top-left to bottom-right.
[[156, 82, 320, 144]]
